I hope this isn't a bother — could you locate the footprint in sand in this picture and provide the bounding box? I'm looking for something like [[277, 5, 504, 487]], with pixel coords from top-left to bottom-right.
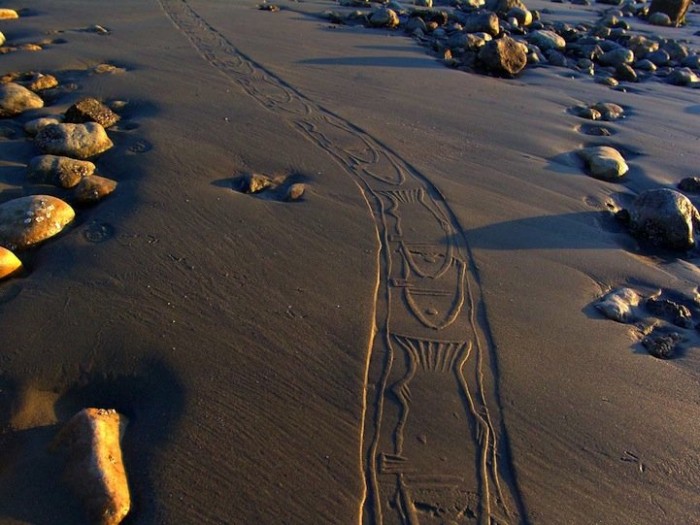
[[82, 222, 115, 243]]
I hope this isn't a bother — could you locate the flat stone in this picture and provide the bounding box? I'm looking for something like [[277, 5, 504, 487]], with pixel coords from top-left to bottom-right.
[[24, 116, 62, 136], [596, 287, 641, 322], [578, 146, 629, 180], [0, 246, 22, 280], [52, 408, 131, 525], [64, 97, 120, 128], [35, 122, 113, 159], [0, 195, 75, 250], [74, 175, 118, 204], [0, 82, 44, 118], [28, 155, 95, 188], [628, 188, 700, 250]]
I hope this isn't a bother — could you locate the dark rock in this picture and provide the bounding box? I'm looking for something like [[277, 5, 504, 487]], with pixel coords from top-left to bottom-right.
[[646, 298, 693, 328], [666, 67, 699, 85], [642, 329, 682, 359], [647, 49, 671, 66], [615, 63, 638, 81], [678, 177, 700, 193], [73, 175, 118, 204], [478, 36, 528, 76], [628, 188, 700, 250], [64, 97, 120, 128], [648, 0, 691, 26], [460, 12, 500, 36]]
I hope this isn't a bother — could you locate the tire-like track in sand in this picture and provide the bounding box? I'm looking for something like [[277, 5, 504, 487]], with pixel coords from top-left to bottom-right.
[[158, 1, 527, 523]]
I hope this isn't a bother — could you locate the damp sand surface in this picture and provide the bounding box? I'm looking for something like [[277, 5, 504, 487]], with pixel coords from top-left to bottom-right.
[[1, 0, 699, 523]]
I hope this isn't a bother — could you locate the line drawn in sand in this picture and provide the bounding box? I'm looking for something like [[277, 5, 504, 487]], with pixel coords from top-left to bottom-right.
[[158, 1, 527, 522]]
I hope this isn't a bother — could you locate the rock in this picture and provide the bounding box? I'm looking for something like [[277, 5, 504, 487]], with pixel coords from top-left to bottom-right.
[[478, 36, 528, 76], [235, 173, 273, 194], [545, 49, 568, 67], [0, 82, 44, 118], [2, 71, 59, 92], [284, 183, 306, 202], [578, 146, 629, 180], [28, 155, 96, 188], [628, 188, 700, 250], [405, 16, 427, 33], [648, 11, 672, 26], [0, 246, 22, 280], [369, 8, 399, 28], [627, 35, 659, 58], [642, 329, 681, 359], [415, 0, 433, 6], [24, 116, 62, 136], [487, 0, 527, 15], [527, 29, 566, 51], [635, 59, 657, 72], [615, 63, 638, 82], [0, 9, 19, 19], [595, 287, 641, 322], [678, 177, 700, 193], [575, 106, 602, 120], [0, 31, 4, 47], [595, 75, 619, 87], [591, 102, 624, 121], [667, 67, 699, 86], [648, 0, 691, 26], [460, 12, 500, 36], [52, 408, 130, 525], [646, 297, 693, 328], [647, 49, 670, 66], [73, 175, 118, 204], [35, 123, 113, 160], [0, 195, 75, 250], [681, 55, 700, 69], [507, 7, 532, 26], [64, 97, 120, 128], [599, 47, 634, 66]]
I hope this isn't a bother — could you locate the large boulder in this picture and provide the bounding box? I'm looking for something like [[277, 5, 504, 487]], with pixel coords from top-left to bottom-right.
[[0, 246, 22, 280], [0, 82, 44, 118], [52, 408, 131, 525], [0, 195, 75, 250], [648, 0, 691, 26], [27, 154, 96, 188], [628, 188, 700, 250], [35, 122, 113, 159], [577, 146, 629, 180], [478, 36, 528, 76]]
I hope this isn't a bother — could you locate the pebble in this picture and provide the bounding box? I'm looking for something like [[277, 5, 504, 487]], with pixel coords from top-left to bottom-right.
[[35, 122, 114, 160], [666, 68, 699, 86], [677, 177, 700, 193], [51, 408, 131, 525], [0, 246, 22, 280], [0, 82, 44, 117], [0, 195, 75, 250], [599, 47, 634, 67], [591, 102, 624, 121], [648, 11, 672, 26], [285, 183, 306, 202], [235, 173, 273, 194], [369, 8, 399, 28]]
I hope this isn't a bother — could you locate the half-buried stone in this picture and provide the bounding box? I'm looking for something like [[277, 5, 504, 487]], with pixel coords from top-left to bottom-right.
[[28, 154, 96, 188], [64, 97, 120, 129], [24, 116, 62, 136], [595, 287, 641, 322], [0, 82, 44, 117], [74, 175, 118, 204], [628, 188, 700, 250], [0, 195, 75, 250], [577, 146, 629, 180], [35, 123, 113, 160], [0, 246, 22, 280]]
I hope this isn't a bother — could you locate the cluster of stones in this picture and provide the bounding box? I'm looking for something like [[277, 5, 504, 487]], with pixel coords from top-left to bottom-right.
[[0, 8, 52, 54], [233, 172, 306, 202], [0, 72, 121, 281], [324, 0, 699, 83], [596, 287, 697, 358]]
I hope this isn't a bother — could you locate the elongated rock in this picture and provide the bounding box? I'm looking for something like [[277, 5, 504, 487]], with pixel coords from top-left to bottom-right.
[[28, 154, 95, 188], [0, 195, 75, 250], [52, 408, 130, 525], [0, 246, 22, 280], [35, 122, 113, 159], [0, 82, 44, 117], [0, 8, 19, 19], [74, 175, 118, 204], [578, 146, 628, 180]]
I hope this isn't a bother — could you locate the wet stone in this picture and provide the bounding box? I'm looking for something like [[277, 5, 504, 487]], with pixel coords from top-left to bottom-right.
[[0, 195, 75, 250]]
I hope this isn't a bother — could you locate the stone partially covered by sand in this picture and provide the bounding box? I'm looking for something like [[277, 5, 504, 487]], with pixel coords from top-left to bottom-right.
[[596, 287, 641, 323], [35, 122, 113, 159], [0, 245, 22, 280], [628, 189, 700, 251], [577, 146, 629, 181], [0, 195, 75, 250], [0, 82, 44, 117], [52, 408, 131, 525], [28, 154, 96, 188]]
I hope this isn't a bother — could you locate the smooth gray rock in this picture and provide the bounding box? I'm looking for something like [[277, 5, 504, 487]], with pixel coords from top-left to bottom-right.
[[667, 67, 699, 86], [648, 11, 672, 26], [628, 188, 700, 250], [369, 7, 399, 28]]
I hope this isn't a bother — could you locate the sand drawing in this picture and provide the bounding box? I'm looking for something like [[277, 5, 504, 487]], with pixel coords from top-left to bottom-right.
[[158, 1, 526, 522]]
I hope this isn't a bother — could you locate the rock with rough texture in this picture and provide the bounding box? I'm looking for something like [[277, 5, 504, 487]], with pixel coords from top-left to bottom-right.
[[487, 0, 527, 15], [578, 146, 629, 180], [52, 408, 131, 525], [648, 0, 691, 26], [0, 195, 75, 250], [74, 175, 118, 204], [35, 123, 113, 159], [28, 155, 96, 188], [478, 36, 528, 76], [24, 116, 62, 136], [64, 97, 120, 128], [642, 329, 682, 359], [235, 173, 273, 194], [628, 188, 700, 250], [596, 287, 641, 322], [285, 183, 306, 201], [0, 82, 44, 117], [369, 8, 399, 28], [527, 29, 566, 51], [461, 12, 500, 36], [646, 297, 693, 328], [0, 9, 19, 19], [2, 71, 59, 92], [0, 246, 22, 280]]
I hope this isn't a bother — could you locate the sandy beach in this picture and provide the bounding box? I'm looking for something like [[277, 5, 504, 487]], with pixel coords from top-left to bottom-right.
[[0, 0, 699, 523]]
